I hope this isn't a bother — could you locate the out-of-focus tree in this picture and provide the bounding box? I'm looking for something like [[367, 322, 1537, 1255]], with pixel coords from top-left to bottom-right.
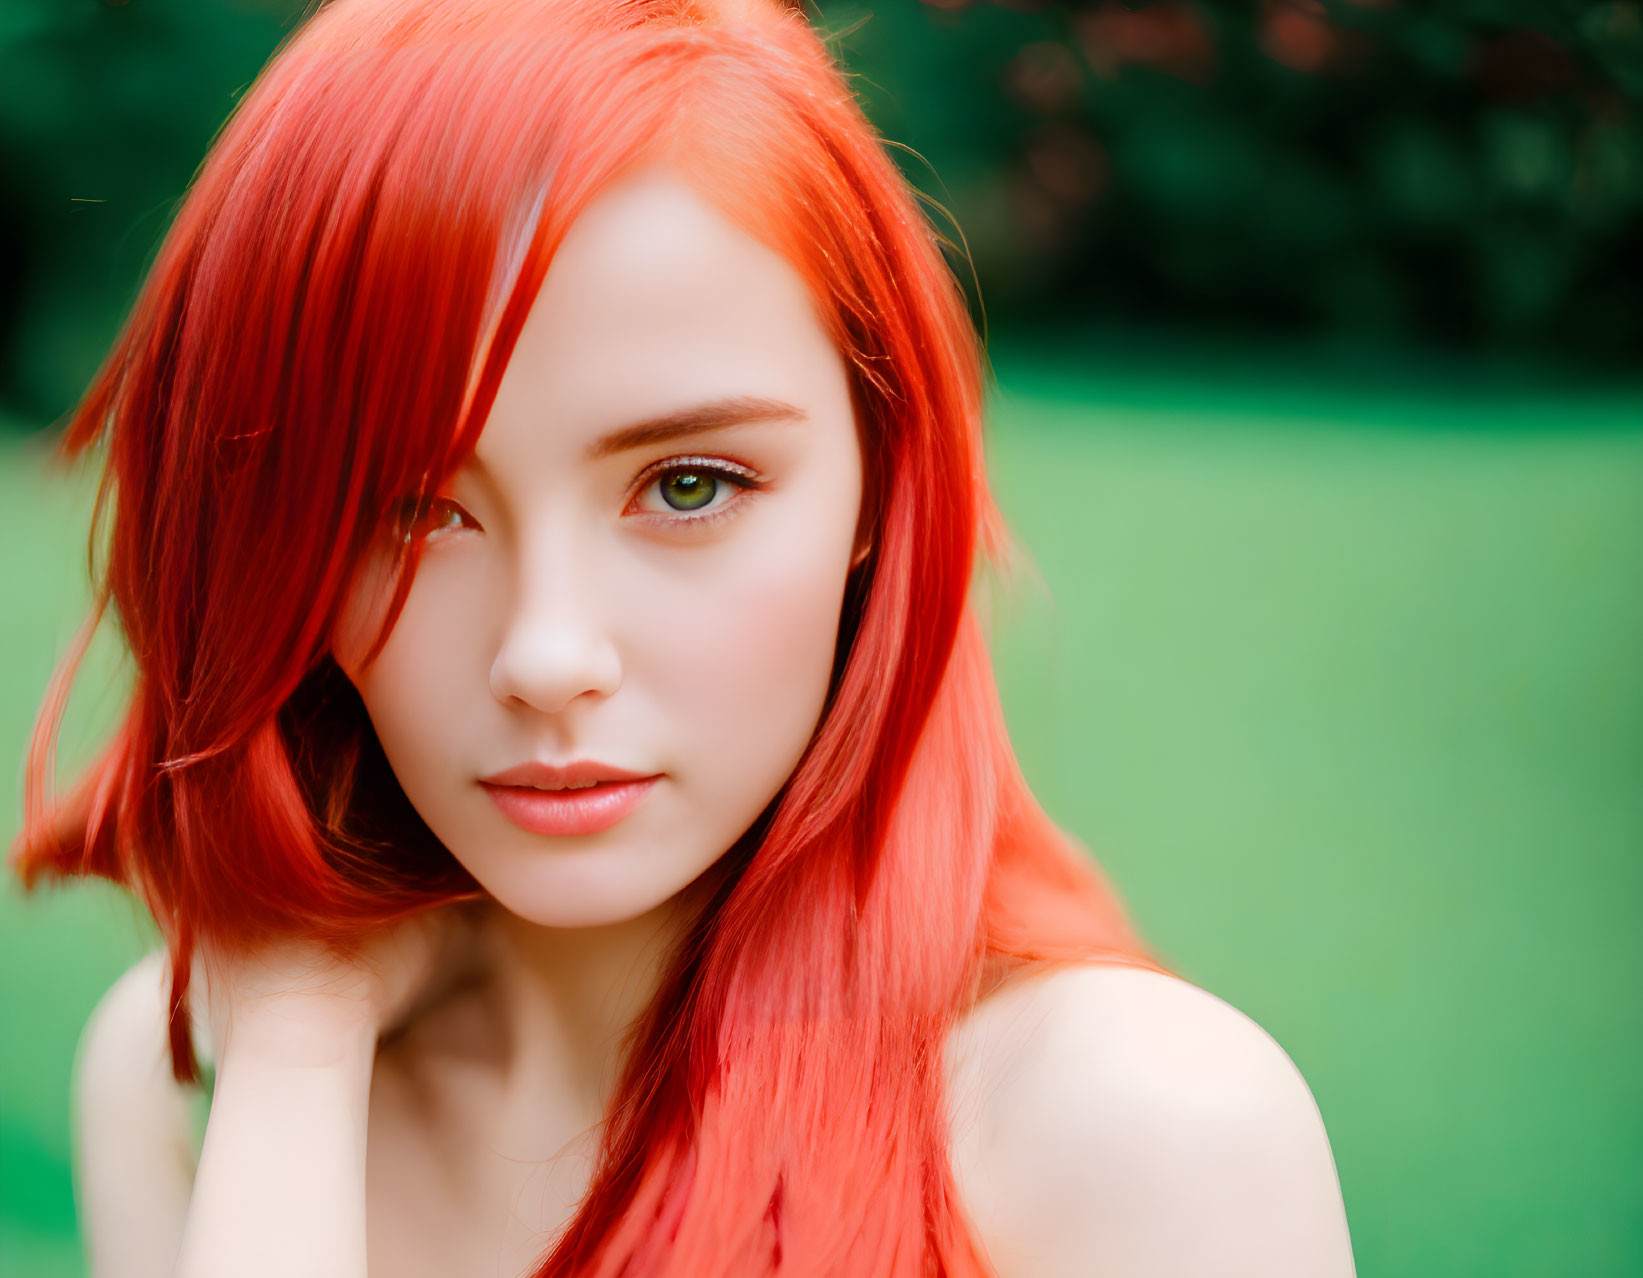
[[1, 0, 302, 421], [2, 0, 1639, 425], [827, 0, 1642, 360]]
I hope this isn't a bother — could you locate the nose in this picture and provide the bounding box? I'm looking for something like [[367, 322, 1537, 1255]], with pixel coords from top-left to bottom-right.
[[488, 545, 623, 715]]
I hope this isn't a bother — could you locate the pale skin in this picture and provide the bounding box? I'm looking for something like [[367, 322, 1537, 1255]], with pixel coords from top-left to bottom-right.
[[71, 167, 1357, 1277]]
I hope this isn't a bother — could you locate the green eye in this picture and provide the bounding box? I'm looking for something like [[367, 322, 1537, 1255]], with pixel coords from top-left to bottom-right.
[[658, 469, 718, 511], [634, 455, 763, 524], [389, 496, 475, 543]]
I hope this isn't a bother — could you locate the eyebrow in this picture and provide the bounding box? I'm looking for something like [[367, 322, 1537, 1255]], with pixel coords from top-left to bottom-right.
[[584, 395, 808, 461]]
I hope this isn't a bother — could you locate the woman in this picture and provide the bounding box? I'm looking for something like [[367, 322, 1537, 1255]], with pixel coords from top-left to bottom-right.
[[13, 1, 1356, 1274]]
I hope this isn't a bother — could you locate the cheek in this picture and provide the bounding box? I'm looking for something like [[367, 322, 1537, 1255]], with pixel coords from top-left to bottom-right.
[[335, 552, 493, 793], [633, 504, 855, 809], [331, 549, 395, 677]]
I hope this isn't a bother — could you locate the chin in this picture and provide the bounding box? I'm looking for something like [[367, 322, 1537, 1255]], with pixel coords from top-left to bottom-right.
[[494, 894, 664, 931], [472, 848, 717, 932]]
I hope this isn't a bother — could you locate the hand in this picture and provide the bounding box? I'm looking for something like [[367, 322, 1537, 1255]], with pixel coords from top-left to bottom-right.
[[185, 905, 478, 1066]]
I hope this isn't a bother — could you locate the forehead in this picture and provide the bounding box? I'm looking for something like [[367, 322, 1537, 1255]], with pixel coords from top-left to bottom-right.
[[478, 166, 842, 452]]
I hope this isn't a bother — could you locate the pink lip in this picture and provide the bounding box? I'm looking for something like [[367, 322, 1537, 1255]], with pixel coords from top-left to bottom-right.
[[480, 760, 656, 788], [478, 760, 662, 837]]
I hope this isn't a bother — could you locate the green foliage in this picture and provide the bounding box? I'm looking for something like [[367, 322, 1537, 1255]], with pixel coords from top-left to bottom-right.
[[822, 0, 1643, 358], [1, 0, 1638, 424], [0, 0, 302, 420]]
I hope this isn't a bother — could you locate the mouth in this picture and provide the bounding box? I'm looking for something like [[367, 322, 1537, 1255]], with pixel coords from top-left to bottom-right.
[[478, 775, 662, 837]]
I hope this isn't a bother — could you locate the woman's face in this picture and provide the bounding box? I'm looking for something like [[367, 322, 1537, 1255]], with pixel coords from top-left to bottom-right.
[[334, 166, 866, 928]]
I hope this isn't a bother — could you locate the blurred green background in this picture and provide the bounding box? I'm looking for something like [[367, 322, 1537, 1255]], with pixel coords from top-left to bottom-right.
[[3, 1, 1640, 1275]]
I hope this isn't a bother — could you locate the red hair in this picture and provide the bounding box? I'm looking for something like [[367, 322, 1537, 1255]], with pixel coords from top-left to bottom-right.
[[11, 0, 1173, 1272]]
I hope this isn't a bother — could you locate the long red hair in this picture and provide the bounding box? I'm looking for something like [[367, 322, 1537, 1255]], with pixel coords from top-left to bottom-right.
[[11, 0, 1172, 1272]]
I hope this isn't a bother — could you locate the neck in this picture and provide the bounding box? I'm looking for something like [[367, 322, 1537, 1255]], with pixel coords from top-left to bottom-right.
[[466, 870, 722, 1143]]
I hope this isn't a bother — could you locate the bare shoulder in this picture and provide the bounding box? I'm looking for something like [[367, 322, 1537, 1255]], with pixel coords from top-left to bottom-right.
[[80, 947, 215, 1080], [75, 950, 203, 1278], [76, 949, 210, 1154], [79, 950, 186, 1092], [946, 964, 1356, 1278]]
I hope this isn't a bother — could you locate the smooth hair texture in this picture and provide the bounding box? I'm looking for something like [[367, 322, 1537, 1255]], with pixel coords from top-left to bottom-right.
[[11, 1, 1174, 1273]]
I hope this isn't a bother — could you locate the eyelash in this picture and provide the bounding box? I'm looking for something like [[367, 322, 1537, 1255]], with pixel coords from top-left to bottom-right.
[[627, 454, 764, 529], [392, 455, 765, 543]]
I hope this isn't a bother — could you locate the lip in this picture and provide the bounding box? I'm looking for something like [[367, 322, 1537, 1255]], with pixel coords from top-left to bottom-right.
[[478, 761, 662, 838], [480, 760, 657, 789]]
